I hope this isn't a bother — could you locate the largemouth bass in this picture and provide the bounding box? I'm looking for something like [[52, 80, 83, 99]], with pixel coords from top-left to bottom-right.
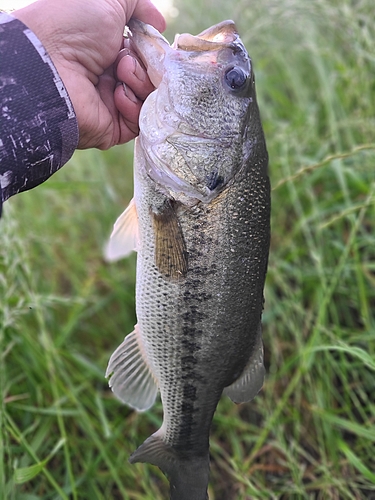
[[105, 19, 270, 500]]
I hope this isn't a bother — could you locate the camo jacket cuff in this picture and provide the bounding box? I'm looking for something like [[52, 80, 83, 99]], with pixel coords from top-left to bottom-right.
[[0, 13, 79, 216]]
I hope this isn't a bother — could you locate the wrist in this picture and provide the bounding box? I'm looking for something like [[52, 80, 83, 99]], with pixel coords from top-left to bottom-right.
[[12, 2, 60, 57]]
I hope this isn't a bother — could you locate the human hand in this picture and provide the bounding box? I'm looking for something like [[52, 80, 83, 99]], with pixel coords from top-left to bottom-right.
[[13, 0, 166, 149]]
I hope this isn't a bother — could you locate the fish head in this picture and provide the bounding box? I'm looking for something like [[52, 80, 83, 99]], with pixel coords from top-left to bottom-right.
[[129, 19, 266, 205]]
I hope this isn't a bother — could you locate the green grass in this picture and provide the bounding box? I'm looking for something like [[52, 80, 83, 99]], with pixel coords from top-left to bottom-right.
[[1, 0, 375, 498]]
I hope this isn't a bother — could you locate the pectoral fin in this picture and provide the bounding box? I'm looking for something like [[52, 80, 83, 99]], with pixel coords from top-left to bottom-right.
[[224, 329, 265, 403], [151, 200, 188, 280], [106, 325, 158, 411], [104, 198, 139, 262]]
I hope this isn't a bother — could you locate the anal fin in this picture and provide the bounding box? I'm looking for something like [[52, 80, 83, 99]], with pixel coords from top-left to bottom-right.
[[105, 325, 158, 411], [223, 326, 265, 404]]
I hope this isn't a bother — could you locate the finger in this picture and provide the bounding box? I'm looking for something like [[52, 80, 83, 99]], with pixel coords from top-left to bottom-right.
[[116, 51, 154, 101], [95, 70, 139, 148], [132, 0, 166, 33], [114, 83, 141, 135], [94, 71, 123, 149]]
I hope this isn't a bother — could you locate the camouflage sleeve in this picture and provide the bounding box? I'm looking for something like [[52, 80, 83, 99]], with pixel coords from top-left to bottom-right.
[[0, 13, 79, 216]]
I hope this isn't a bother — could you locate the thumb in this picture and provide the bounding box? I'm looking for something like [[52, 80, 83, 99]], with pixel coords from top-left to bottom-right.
[[131, 0, 166, 32]]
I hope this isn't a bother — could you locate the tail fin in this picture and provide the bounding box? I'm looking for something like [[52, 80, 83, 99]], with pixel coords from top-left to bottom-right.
[[130, 434, 210, 500]]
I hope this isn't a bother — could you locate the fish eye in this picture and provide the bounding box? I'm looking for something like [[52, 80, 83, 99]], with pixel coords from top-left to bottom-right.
[[224, 67, 247, 91]]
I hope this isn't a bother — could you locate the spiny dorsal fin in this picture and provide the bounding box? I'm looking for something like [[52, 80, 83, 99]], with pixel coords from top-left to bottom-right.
[[151, 199, 188, 280], [104, 198, 139, 262]]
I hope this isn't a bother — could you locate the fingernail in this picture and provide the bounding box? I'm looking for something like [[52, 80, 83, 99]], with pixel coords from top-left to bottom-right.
[[123, 38, 131, 50], [132, 57, 146, 82], [122, 82, 138, 104], [129, 56, 137, 75]]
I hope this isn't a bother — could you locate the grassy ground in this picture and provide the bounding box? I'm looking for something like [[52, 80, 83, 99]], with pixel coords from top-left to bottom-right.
[[1, 0, 375, 498]]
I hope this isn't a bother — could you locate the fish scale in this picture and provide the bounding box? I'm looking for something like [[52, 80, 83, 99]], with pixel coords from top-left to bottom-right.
[[105, 19, 270, 500]]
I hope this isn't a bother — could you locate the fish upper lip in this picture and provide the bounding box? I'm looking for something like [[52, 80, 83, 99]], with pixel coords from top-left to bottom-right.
[[173, 20, 239, 51], [128, 18, 239, 49], [127, 19, 241, 88]]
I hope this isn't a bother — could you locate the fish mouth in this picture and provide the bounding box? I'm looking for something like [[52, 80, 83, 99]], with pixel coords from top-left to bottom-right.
[[127, 19, 239, 88]]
